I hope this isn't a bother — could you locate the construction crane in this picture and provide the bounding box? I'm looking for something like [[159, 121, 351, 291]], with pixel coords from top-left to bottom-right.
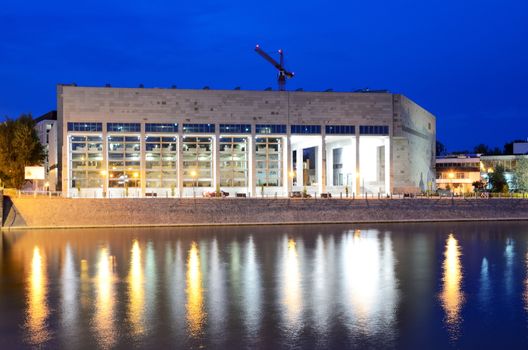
[[255, 44, 294, 91]]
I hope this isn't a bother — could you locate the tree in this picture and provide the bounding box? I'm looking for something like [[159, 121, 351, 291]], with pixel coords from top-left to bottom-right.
[[0, 114, 45, 188], [504, 140, 525, 155], [436, 141, 446, 156], [513, 158, 528, 191], [488, 165, 509, 193], [472, 180, 485, 192], [473, 144, 490, 154]]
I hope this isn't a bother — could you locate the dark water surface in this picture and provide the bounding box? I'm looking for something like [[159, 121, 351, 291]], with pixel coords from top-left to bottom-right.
[[1, 222, 528, 349]]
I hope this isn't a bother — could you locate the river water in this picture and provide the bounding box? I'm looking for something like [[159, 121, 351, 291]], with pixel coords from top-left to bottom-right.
[[1, 222, 528, 349]]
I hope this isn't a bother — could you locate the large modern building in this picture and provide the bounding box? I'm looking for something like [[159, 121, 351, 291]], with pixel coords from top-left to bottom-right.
[[54, 85, 436, 198], [34, 111, 58, 191]]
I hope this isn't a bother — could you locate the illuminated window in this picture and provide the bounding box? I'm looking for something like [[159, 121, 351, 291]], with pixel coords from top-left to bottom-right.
[[255, 137, 283, 186], [145, 136, 178, 189], [219, 137, 248, 187], [182, 137, 213, 187], [70, 135, 103, 188], [256, 124, 287, 134], [107, 123, 141, 132], [108, 135, 141, 188]]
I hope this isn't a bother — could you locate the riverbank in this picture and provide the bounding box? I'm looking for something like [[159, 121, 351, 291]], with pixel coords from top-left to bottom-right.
[[2, 196, 528, 230]]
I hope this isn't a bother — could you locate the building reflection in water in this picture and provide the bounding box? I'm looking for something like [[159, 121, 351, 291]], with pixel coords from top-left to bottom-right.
[[243, 236, 261, 336], [208, 238, 226, 341], [313, 234, 330, 336], [186, 241, 205, 336], [128, 240, 145, 337], [281, 236, 303, 333], [524, 252, 528, 313], [504, 238, 515, 297], [478, 257, 491, 309], [94, 246, 117, 348], [26, 246, 51, 345], [341, 229, 398, 337], [61, 244, 78, 339], [440, 233, 464, 340]]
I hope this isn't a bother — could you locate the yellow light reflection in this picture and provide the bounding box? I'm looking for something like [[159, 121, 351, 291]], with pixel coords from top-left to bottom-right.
[[94, 247, 116, 348], [128, 240, 145, 336], [440, 234, 464, 339], [26, 246, 50, 345], [186, 241, 205, 336], [283, 238, 302, 325]]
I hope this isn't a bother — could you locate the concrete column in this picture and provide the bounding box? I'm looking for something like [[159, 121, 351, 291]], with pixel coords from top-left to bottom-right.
[[355, 129, 361, 195], [296, 143, 303, 187], [140, 124, 146, 198], [250, 128, 257, 197], [286, 132, 292, 195], [214, 129, 220, 191], [320, 131, 326, 194], [102, 124, 108, 197], [177, 128, 184, 197]]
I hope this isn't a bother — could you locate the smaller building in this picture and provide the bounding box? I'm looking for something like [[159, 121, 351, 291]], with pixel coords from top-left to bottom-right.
[[480, 154, 528, 191], [34, 111, 58, 191], [513, 141, 528, 155], [436, 154, 481, 194]]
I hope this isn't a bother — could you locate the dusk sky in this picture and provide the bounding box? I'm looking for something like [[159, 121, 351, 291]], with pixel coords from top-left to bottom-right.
[[1, 0, 527, 151]]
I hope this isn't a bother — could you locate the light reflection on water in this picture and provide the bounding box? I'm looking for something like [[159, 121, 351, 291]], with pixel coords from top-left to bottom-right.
[[440, 234, 464, 340], [25, 246, 51, 345], [5, 222, 528, 348], [186, 241, 205, 337]]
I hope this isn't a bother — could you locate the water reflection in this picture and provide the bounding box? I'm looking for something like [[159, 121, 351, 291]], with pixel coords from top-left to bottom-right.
[[186, 241, 205, 336], [281, 237, 303, 332], [128, 240, 145, 336], [25, 246, 51, 345], [341, 230, 398, 337], [243, 236, 261, 337], [94, 247, 117, 348], [61, 244, 78, 339], [440, 234, 464, 339], [479, 257, 491, 309]]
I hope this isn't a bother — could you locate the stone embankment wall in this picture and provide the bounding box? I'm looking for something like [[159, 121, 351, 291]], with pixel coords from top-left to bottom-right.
[[0, 190, 3, 227], [2, 197, 528, 230]]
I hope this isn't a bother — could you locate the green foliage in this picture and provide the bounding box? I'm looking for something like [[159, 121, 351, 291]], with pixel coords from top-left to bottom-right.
[[488, 165, 509, 193], [0, 115, 45, 188], [513, 158, 528, 191], [472, 180, 485, 192]]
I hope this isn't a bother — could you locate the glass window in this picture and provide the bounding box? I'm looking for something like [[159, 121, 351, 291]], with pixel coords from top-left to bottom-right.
[[219, 124, 251, 134], [291, 125, 321, 134], [145, 136, 178, 189], [325, 125, 355, 134], [359, 125, 389, 135], [107, 123, 141, 133], [255, 137, 283, 186], [182, 136, 213, 187], [69, 135, 103, 189], [67, 122, 102, 132], [182, 123, 215, 133], [256, 124, 287, 134], [108, 135, 141, 188], [219, 137, 248, 187], [145, 123, 178, 133]]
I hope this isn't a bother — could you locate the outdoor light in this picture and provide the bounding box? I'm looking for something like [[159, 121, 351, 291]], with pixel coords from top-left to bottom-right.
[[289, 171, 295, 178], [133, 172, 139, 178], [448, 172, 455, 179], [100, 170, 107, 176], [190, 170, 197, 177], [488, 168, 494, 173]]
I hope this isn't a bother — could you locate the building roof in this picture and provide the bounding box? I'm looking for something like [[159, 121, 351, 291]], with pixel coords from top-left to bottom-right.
[[34, 110, 57, 123]]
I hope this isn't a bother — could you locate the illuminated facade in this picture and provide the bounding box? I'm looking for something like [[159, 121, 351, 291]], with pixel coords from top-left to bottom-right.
[[57, 85, 436, 197], [435, 155, 481, 194]]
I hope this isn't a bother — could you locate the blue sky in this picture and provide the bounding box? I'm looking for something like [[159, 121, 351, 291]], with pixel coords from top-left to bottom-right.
[[1, 0, 527, 151]]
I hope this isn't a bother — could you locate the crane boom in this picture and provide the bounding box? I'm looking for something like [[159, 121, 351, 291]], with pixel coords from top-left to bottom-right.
[[254, 44, 294, 91]]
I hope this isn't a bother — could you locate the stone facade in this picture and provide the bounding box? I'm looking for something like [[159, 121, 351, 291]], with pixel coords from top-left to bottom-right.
[[57, 85, 436, 196], [3, 197, 528, 229]]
